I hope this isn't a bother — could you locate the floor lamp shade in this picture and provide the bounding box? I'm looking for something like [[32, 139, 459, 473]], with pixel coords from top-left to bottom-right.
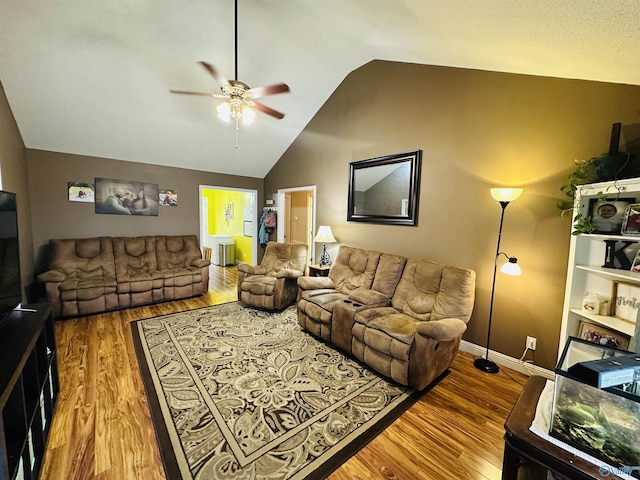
[[314, 226, 336, 266], [474, 188, 523, 374], [490, 188, 523, 203]]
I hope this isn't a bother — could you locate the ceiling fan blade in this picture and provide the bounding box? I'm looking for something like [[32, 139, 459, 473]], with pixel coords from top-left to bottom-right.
[[252, 100, 285, 119], [249, 83, 290, 99], [199, 61, 231, 88], [169, 89, 216, 97]]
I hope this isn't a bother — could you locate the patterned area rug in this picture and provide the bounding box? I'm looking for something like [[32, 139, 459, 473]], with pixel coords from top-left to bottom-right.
[[131, 302, 425, 480]]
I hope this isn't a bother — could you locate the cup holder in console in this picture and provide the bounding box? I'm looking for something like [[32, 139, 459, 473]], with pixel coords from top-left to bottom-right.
[[343, 299, 361, 307]]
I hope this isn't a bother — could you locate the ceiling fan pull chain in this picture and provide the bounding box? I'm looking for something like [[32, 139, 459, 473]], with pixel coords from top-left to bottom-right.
[[235, 117, 239, 148]]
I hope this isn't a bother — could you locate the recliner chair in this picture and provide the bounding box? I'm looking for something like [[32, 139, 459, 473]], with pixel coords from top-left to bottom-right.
[[237, 241, 308, 310]]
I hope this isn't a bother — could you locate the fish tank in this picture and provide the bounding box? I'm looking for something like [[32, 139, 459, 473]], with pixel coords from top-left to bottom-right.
[[550, 337, 640, 477]]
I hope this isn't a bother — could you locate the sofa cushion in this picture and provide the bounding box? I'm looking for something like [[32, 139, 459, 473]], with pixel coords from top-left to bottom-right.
[[162, 268, 202, 287], [116, 271, 164, 294], [48, 237, 116, 278], [241, 275, 277, 296], [259, 242, 308, 273], [328, 246, 381, 295], [371, 253, 407, 299], [60, 276, 117, 301], [348, 288, 390, 307], [353, 308, 418, 361], [298, 289, 348, 324], [113, 236, 158, 276], [156, 235, 202, 270]]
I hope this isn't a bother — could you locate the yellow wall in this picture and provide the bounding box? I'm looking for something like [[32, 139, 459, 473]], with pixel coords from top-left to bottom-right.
[[202, 188, 254, 264]]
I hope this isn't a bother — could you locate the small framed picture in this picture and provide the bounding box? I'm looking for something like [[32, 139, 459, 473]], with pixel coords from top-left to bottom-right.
[[577, 320, 630, 350], [159, 189, 178, 206], [631, 250, 640, 272], [243, 221, 253, 237], [588, 197, 634, 234], [621, 203, 640, 235], [68, 182, 95, 203], [611, 281, 640, 323]]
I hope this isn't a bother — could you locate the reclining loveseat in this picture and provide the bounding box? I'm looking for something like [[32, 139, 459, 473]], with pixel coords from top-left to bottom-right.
[[297, 245, 475, 390]]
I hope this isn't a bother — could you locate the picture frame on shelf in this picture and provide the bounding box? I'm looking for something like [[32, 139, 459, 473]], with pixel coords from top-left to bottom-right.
[[611, 280, 640, 323], [621, 203, 640, 235], [589, 197, 634, 234], [631, 250, 640, 272], [577, 320, 630, 350]]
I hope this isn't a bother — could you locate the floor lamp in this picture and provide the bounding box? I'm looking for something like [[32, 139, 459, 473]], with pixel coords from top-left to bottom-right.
[[474, 187, 523, 374]]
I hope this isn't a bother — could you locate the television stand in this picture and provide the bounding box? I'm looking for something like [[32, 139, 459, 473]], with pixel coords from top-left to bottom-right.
[[13, 306, 38, 313], [0, 304, 58, 480]]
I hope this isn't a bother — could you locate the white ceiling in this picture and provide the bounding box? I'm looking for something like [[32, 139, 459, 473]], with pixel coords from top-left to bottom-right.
[[1, 1, 639, 178]]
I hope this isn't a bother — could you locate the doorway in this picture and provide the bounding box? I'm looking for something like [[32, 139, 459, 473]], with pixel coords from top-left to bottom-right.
[[199, 185, 258, 266], [276, 186, 316, 265]]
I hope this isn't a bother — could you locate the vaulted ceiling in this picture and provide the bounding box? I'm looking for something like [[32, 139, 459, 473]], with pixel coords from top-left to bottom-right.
[[1, 1, 639, 178]]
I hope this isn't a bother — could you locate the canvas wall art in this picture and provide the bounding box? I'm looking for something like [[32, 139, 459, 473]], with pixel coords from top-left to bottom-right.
[[95, 178, 159, 216]]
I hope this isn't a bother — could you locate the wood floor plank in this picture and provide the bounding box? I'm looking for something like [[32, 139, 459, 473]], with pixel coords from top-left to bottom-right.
[[40, 264, 528, 480]]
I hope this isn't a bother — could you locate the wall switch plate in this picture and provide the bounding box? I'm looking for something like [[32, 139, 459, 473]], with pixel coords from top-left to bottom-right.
[[526, 336, 537, 350]]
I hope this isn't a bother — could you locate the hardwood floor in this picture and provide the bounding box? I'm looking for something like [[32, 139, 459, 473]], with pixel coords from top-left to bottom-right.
[[40, 265, 528, 480]]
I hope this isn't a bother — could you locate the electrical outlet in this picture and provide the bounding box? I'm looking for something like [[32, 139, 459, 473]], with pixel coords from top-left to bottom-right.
[[526, 336, 537, 351]]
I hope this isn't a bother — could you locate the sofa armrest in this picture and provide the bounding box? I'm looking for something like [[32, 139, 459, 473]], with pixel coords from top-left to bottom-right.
[[238, 264, 267, 275], [348, 288, 390, 307], [275, 268, 304, 280], [190, 258, 211, 268], [37, 270, 67, 283], [297, 276, 335, 290], [416, 318, 467, 342]]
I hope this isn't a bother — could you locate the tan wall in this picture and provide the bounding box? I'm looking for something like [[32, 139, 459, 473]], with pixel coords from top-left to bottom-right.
[[26, 149, 263, 284], [265, 60, 640, 369], [0, 80, 34, 302], [289, 190, 309, 244]]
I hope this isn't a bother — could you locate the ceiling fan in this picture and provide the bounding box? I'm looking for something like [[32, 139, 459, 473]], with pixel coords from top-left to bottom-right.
[[170, 0, 290, 146]]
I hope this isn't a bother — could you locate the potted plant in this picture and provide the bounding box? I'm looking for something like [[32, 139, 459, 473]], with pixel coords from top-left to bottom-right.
[[558, 152, 632, 235]]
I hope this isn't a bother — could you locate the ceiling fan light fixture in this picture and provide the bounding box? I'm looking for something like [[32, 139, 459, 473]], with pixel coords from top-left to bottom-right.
[[170, 0, 289, 147], [242, 104, 256, 125], [216, 101, 232, 122]]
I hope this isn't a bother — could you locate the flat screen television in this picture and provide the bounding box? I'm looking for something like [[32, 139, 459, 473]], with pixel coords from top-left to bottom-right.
[[0, 191, 22, 322]]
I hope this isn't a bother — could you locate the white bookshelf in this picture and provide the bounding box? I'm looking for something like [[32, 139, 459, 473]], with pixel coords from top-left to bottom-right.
[[559, 178, 640, 358]]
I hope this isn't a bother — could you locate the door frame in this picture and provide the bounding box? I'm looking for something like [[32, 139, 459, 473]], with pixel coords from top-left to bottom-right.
[[276, 185, 317, 262], [199, 185, 258, 265]]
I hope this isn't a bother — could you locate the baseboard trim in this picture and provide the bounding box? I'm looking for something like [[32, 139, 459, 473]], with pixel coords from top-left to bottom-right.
[[460, 340, 554, 380]]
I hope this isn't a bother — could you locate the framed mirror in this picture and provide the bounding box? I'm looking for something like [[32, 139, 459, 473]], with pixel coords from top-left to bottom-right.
[[347, 150, 421, 225]]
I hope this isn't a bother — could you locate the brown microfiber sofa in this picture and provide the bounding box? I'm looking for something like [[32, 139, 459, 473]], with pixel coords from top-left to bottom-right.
[[37, 235, 210, 317], [297, 245, 476, 390]]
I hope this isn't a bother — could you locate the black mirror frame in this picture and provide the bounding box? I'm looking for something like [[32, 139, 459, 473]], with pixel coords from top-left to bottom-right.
[[347, 150, 421, 226]]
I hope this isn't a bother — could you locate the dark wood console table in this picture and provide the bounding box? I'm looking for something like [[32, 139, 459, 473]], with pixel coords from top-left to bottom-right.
[[503, 375, 625, 480]]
